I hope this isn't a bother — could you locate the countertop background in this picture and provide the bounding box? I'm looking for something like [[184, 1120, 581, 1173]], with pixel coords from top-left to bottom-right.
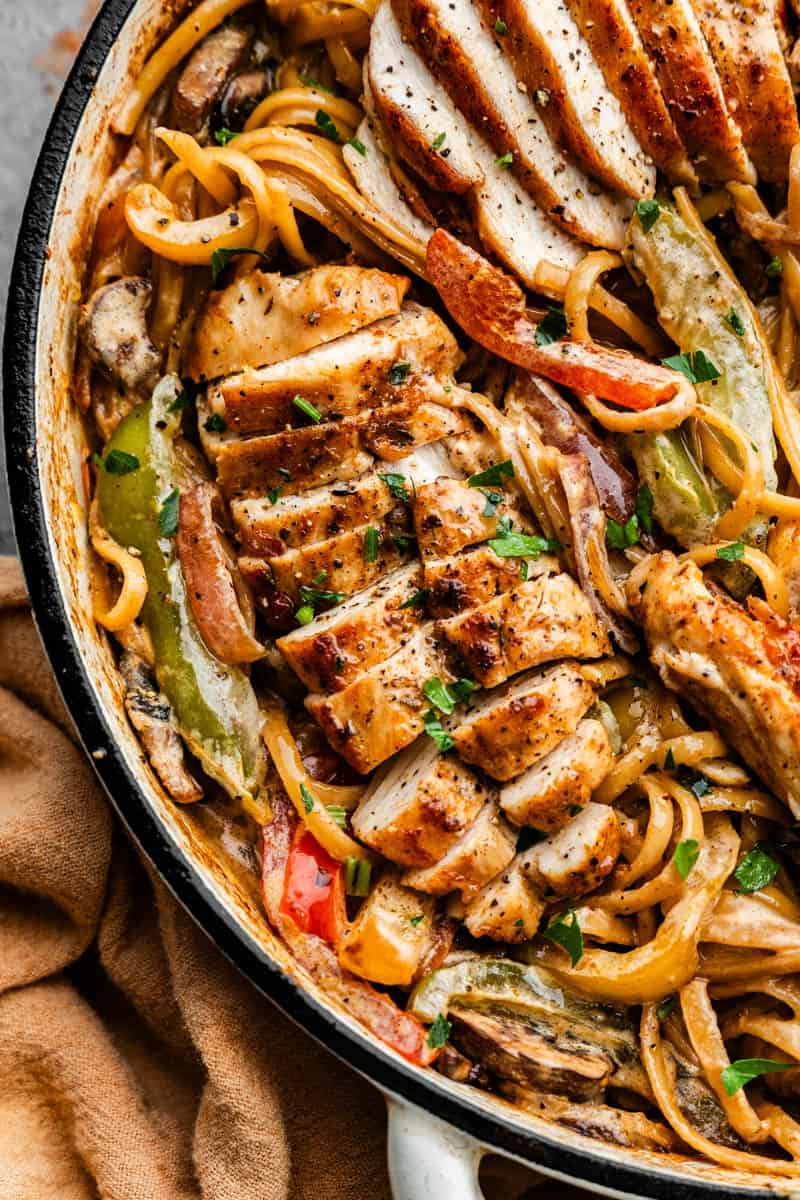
[[0, 0, 97, 554]]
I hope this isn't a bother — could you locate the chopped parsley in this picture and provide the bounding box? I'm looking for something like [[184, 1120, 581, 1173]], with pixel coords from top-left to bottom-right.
[[542, 909, 583, 966], [674, 838, 700, 880], [268, 486, 282, 505], [664, 748, 676, 770], [100, 449, 139, 475], [519, 559, 529, 581], [364, 525, 379, 563], [766, 256, 783, 279], [427, 1013, 452, 1050], [716, 541, 745, 562], [468, 459, 514, 489], [203, 412, 227, 434], [314, 109, 342, 143], [300, 75, 336, 95], [167, 380, 195, 413], [661, 349, 721, 384], [495, 152, 513, 168], [488, 529, 560, 559], [292, 394, 322, 423], [379, 472, 409, 501], [678, 770, 711, 800], [734, 843, 780, 894], [723, 307, 746, 337], [636, 198, 660, 233], [409, 913, 425, 927], [635, 484, 654, 535], [606, 514, 639, 550], [214, 126, 238, 145], [210, 246, 270, 286], [389, 360, 411, 385], [721, 1058, 792, 1096], [422, 709, 455, 752], [494, 17, 507, 33], [423, 676, 476, 715], [431, 131, 447, 151], [346, 135, 366, 156], [300, 783, 315, 813], [399, 588, 429, 610], [534, 305, 569, 346], [657, 996, 677, 1021], [482, 490, 503, 518], [158, 488, 180, 537]]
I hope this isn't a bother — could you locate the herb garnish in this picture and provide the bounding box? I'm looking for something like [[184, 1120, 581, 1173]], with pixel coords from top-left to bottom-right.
[[543, 909, 583, 966], [409, 914, 425, 927], [535, 305, 569, 346], [314, 109, 342, 142], [657, 997, 677, 1021], [488, 527, 560, 558], [210, 246, 270, 286], [723, 307, 746, 337], [635, 484, 654, 534], [422, 709, 455, 752], [379, 472, 409, 501], [292, 394, 322, 423], [427, 1013, 452, 1050], [400, 588, 429, 610], [204, 412, 227, 433], [389, 361, 411, 385], [468, 459, 514, 489], [431, 132, 447, 150], [345, 857, 372, 896], [721, 1059, 792, 1096], [100, 449, 140, 475], [636, 198, 660, 233], [494, 17, 507, 33], [734, 843, 780, 894], [158, 488, 180, 537], [423, 676, 476, 715], [300, 783, 315, 813], [606, 514, 639, 550], [766, 257, 783, 279], [674, 839, 700, 880], [346, 135, 366, 156], [364, 526, 379, 563], [495, 152, 513, 168], [661, 349, 721, 384], [716, 541, 745, 562], [214, 126, 238, 145]]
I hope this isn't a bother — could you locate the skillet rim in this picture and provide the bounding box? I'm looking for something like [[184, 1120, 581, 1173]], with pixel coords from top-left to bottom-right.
[[0, 5, 786, 1195]]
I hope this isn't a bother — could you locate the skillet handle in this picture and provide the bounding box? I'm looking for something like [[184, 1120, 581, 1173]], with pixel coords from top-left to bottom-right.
[[386, 1096, 485, 1199]]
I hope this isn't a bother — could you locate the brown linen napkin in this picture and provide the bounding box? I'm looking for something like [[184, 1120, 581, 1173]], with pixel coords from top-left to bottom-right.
[[0, 556, 585, 1200]]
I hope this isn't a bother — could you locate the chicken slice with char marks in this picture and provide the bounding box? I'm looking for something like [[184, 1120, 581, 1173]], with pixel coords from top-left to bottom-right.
[[402, 799, 517, 900], [260, 520, 413, 603], [520, 801, 621, 898], [500, 716, 614, 829], [414, 477, 529, 561], [188, 265, 410, 381], [425, 543, 559, 619], [470, 0, 654, 198], [210, 304, 461, 435], [352, 736, 493, 867], [306, 626, 453, 773], [452, 662, 595, 781], [440, 571, 610, 688], [362, 399, 465, 461], [463, 853, 547, 941], [338, 869, 438, 986], [626, 0, 756, 183], [367, 1, 623, 250], [630, 552, 800, 818], [232, 472, 397, 557], [566, 0, 696, 186], [689, 0, 799, 182], [277, 563, 425, 693]]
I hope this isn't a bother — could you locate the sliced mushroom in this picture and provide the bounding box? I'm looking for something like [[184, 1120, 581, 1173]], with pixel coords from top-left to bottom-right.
[[219, 67, 273, 129], [170, 22, 253, 135], [119, 651, 203, 803], [79, 277, 161, 394]]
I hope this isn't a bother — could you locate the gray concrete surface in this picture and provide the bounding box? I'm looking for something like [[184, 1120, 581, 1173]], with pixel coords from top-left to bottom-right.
[[0, 0, 91, 554]]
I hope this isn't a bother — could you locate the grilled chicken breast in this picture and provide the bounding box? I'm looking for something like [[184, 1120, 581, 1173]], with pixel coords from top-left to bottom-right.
[[188, 265, 409, 381], [425, 543, 559, 618], [338, 869, 437, 985], [463, 854, 546, 941], [402, 798, 517, 899], [521, 801, 621, 898], [500, 716, 614, 829], [630, 552, 800, 818]]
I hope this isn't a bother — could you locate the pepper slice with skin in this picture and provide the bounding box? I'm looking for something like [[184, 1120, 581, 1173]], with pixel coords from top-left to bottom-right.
[[96, 375, 264, 801], [280, 828, 346, 946]]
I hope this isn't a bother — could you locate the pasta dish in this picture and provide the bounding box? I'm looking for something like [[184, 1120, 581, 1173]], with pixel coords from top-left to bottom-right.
[[75, 0, 800, 1174]]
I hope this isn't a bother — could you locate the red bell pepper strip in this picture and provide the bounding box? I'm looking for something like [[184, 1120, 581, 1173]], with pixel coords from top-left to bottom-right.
[[426, 229, 681, 412], [280, 828, 346, 947]]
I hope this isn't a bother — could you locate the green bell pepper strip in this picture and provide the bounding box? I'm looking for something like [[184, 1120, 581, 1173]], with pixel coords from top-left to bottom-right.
[[96, 376, 264, 801], [625, 199, 776, 553]]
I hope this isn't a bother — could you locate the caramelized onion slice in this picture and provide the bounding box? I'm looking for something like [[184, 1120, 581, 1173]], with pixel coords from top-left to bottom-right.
[[177, 482, 264, 664], [426, 230, 689, 412]]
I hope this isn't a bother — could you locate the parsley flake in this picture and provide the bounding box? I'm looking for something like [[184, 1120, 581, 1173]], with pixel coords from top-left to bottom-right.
[[674, 839, 700, 880], [203, 412, 227, 434], [300, 75, 336, 95], [379, 472, 409, 501], [635, 484, 654, 535], [300, 783, 315, 813], [535, 305, 569, 346], [495, 152, 513, 168], [606, 514, 639, 550], [346, 135, 366, 156], [494, 17, 507, 33], [158, 488, 180, 537], [423, 676, 475, 715], [766, 256, 783, 278], [734, 843, 780, 894], [723, 307, 746, 337], [543, 909, 583, 966], [101, 449, 140, 475], [389, 361, 411, 385], [468, 459, 514, 489], [657, 997, 677, 1021], [636, 198, 660, 233], [423, 709, 455, 752], [722, 1059, 792, 1096], [214, 126, 238, 145], [488, 531, 560, 558], [716, 541, 745, 562], [400, 588, 429, 610], [314, 109, 342, 143], [661, 350, 721, 384], [427, 1013, 452, 1050], [210, 246, 270, 286], [409, 913, 425, 927], [431, 131, 447, 150]]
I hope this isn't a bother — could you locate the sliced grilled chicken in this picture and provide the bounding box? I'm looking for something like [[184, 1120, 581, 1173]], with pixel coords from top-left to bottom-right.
[[691, 0, 799, 182], [500, 717, 613, 829], [120, 652, 203, 804], [343, 118, 436, 244], [264, 521, 412, 602], [402, 799, 517, 899], [463, 854, 546, 941], [440, 571, 610, 688], [188, 265, 410, 381], [369, 0, 629, 249], [414, 477, 528, 561], [566, 0, 696, 186], [469, 0, 654, 197], [626, 0, 756, 183], [338, 869, 438, 985], [276, 564, 424, 692], [211, 303, 461, 435], [367, 1, 483, 193], [217, 420, 374, 500], [363, 399, 465, 460], [630, 552, 800, 818], [452, 662, 595, 780], [169, 21, 252, 134], [307, 626, 452, 773], [232, 472, 397, 556], [426, 543, 559, 618], [520, 801, 621, 898], [352, 736, 493, 866]]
